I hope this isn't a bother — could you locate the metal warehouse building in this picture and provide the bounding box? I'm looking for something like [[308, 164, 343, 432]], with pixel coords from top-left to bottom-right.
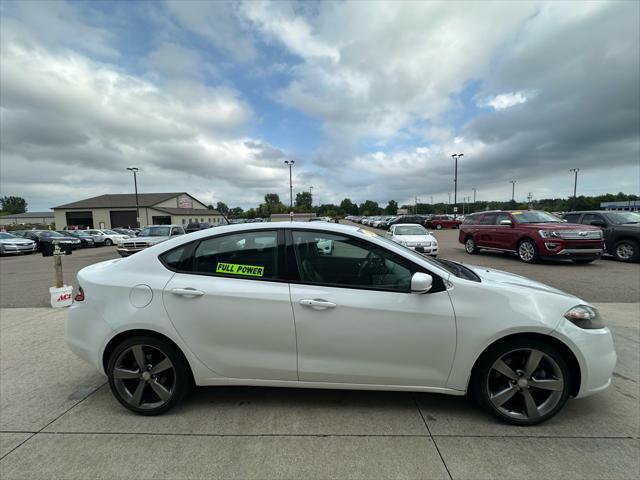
[[53, 192, 224, 229], [0, 211, 55, 226]]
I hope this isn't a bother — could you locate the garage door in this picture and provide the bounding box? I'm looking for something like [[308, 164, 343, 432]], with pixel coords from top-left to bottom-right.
[[65, 211, 93, 229], [110, 210, 137, 228]]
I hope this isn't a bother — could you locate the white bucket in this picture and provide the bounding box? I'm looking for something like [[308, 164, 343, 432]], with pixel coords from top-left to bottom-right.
[[49, 285, 73, 308]]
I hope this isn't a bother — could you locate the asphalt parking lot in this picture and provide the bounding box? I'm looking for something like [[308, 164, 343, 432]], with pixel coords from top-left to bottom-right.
[[0, 225, 638, 479]]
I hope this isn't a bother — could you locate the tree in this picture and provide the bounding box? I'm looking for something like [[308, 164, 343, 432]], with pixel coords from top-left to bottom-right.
[[359, 200, 381, 216], [264, 193, 281, 206], [295, 191, 312, 211], [229, 207, 244, 218], [384, 200, 398, 215], [215, 201, 229, 214], [258, 193, 286, 217], [0, 196, 27, 214], [340, 198, 358, 215]]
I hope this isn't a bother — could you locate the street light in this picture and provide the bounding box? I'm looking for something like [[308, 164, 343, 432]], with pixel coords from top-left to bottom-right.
[[284, 160, 295, 209], [509, 180, 517, 202], [472, 188, 477, 203], [309, 186, 313, 207], [569, 168, 580, 198], [451, 153, 464, 218], [126, 167, 140, 228]]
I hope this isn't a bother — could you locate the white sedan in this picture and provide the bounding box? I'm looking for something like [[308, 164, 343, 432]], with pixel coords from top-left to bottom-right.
[[84, 229, 130, 246], [66, 222, 615, 425], [387, 223, 438, 256]]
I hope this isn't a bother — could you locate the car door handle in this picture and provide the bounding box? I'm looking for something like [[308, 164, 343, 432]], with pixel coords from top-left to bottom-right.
[[171, 288, 204, 298], [299, 299, 337, 309]]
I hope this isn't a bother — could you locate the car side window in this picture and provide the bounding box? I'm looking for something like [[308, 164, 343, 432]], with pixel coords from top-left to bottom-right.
[[172, 227, 185, 235], [292, 231, 412, 292], [192, 231, 279, 280], [495, 213, 511, 225], [582, 213, 605, 225], [563, 213, 581, 223], [479, 213, 497, 225]]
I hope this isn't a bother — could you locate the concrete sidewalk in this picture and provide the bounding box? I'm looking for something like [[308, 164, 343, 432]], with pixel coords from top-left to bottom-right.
[[1, 304, 638, 479]]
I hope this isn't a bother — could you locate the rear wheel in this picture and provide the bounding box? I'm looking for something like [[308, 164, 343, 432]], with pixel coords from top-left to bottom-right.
[[471, 338, 571, 425], [613, 239, 639, 263], [464, 237, 478, 254], [436, 224, 442, 230], [517, 239, 539, 263], [107, 336, 191, 415]]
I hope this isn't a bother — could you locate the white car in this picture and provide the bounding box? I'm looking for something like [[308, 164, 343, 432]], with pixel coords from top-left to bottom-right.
[[67, 222, 615, 425], [387, 223, 438, 256], [85, 229, 130, 246]]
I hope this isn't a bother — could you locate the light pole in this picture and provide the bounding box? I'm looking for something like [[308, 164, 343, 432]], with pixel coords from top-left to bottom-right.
[[472, 188, 477, 203], [451, 153, 463, 218], [309, 186, 313, 208], [509, 180, 517, 202], [569, 168, 580, 198], [284, 160, 295, 209], [126, 167, 140, 228]]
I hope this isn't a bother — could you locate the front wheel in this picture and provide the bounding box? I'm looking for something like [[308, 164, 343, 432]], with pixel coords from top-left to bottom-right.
[[104, 238, 113, 246], [517, 239, 539, 263], [614, 239, 639, 263], [436, 224, 442, 230], [107, 336, 191, 415], [471, 339, 571, 425]]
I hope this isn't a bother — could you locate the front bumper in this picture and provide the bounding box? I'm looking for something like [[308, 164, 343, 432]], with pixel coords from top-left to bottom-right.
[[541, 240, 603, 259], [406, 245, 438, 256], [1, 244, 37, 254]]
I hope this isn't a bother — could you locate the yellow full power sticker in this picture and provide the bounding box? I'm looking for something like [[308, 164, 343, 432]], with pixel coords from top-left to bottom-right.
[[216, 262, 264, 277]]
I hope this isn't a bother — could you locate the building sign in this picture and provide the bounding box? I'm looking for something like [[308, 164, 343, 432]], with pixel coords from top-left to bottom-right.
[[177, 195, 193, 209]]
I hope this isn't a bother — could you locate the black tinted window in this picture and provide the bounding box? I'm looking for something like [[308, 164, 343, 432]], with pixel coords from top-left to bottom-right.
[[292, 231, 412, 292], [160, 245, 193, 271], [563, 214, 581, 223], [479, 213, 497, 225], [193, 231, 279, 279]]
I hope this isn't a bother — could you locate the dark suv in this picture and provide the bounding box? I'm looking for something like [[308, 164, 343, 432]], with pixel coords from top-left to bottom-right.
[[459, 210, 604, 264], [562, 210, 639, 262]]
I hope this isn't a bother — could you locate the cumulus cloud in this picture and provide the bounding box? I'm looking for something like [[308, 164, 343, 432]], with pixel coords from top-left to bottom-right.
[[479, 91, 534, 110]]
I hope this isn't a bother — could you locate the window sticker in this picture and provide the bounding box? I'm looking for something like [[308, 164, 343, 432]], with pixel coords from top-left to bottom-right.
[[215, 262, 264, 277], [358, 228, 379, 238], [511, 212, 523, 215]]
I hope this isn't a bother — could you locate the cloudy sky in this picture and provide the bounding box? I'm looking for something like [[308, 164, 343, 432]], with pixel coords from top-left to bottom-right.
[[1, 0, 638, 211]]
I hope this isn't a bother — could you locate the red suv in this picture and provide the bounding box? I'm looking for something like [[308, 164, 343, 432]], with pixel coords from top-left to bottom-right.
[[425, 215, 462, 230], [458, 210, 604, 263]]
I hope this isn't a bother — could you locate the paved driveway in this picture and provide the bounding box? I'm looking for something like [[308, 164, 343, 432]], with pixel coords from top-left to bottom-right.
[[1, 304, 638, 479]]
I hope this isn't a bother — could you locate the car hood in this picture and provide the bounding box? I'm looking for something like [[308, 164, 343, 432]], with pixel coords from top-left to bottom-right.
[[465, 264, 573, 298], [132, 236, 170, 243], [0, 238, 34, 245], [393, 235, 435, 242], [524, 222, 599, 231]]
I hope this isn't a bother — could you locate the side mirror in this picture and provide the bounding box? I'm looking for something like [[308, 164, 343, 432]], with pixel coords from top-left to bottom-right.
[[411, 272, 433, 294], [499, 219, 512, 226]]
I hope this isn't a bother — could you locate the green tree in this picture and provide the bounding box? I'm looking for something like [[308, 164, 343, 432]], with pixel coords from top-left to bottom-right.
[[229, 207, 244, 218], [0, 196, 27, 214], [359, 200, 381, 216], [258, 193, 287, 217], [295, 191, 313, 211], [384, 200, 398, 215], [215, 201, 229, 214], [339, 198, 358, 215]]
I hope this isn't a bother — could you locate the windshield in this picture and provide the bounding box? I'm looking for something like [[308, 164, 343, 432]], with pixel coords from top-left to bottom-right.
[[0, 233, 17, 239], [140, 226, 170, 237], [103, 229, 119, 235], [395, 225, 427, 235], [603, 211, 640, 225], [39, 231, 64, 237], [512, 211, 562, 224]]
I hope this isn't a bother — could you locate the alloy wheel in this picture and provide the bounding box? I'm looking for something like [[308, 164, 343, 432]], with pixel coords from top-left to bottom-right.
[[487, 348, 565, 421], [518, 241, 535, 262], [465, 238, 476, 253], [615, 242, 634, 261], [112, 344, 176, 410]]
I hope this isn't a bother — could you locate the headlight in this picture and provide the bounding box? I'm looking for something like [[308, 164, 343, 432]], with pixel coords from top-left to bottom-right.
[[539, 230, 561, 239], [564, 305, 605, 329]]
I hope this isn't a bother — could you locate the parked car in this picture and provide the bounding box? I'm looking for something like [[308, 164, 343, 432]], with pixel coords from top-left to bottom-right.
[[425, 215, 462, 230], [58, 230, 95, 248], [116, 225, 185, 257], [0, 232, 37, 255], [84, 229, 130, 246], [185, 222, 212, 233], [67, 222, 615, 425], [459, 210, 604, 264], [386, 215, 425, 230], [386, 223, 438, 256], [21, 230, 81, 251], [562, 211, 639, 263]]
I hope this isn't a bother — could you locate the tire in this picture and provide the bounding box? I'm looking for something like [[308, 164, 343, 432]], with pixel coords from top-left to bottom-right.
[[572, 259, 595, 264], [436, 224, 442, 230], [517, 239, 539, 264], [104, 238, 113, 246], [613, 239, 639, 263], [464, 236, 479, 254], [107, 335, 191, 416], [471, 338, 572, 426]]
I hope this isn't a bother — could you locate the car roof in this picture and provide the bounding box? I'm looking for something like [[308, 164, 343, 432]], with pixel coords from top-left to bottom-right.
[[392, 223, 426, 228]]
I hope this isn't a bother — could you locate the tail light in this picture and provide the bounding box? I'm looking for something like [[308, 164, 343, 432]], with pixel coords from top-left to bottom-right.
[[74, 287, 85, 302]]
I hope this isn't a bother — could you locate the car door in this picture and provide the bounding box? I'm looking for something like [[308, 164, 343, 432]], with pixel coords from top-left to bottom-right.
[[476, 213, 497, 247], [288, 230, 456, 387], [491, 212, 519, 250], [162, 229, 298, 381]]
